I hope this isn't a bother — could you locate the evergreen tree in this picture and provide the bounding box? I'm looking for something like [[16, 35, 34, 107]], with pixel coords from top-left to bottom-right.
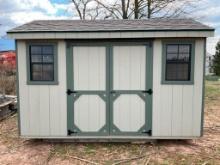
[[213, 41, 220, 76]]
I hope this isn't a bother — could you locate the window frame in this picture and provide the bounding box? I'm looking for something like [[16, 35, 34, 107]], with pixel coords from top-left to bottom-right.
[[162, 40, 195, 85], [26, 42, 58, 85]]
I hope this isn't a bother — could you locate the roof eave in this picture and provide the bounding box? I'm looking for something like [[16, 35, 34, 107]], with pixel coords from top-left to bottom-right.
[[7, 28, 215, 34]]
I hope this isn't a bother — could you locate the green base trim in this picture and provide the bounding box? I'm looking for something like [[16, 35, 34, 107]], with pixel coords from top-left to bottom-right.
[[69, 125, 109, 136], [110, 124, 150, 136]]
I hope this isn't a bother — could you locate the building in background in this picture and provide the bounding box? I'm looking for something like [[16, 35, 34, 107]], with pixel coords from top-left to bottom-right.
[[206, 52, 214, 75], [0, 50, 16, 69]]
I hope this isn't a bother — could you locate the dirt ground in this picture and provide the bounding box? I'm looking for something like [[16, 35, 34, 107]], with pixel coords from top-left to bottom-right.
[[0, 81, 220, 165]]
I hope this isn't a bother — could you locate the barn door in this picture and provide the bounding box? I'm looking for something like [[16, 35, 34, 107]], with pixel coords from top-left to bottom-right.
[[110, 45, 152, 135], [67, 43, 152, 136], [67, 46, 109, 136]]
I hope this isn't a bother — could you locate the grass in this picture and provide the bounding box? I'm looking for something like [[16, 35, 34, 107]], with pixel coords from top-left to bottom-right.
[[205, 80, 220, 98], [205, 75, 220, 81], [0, 80, 220, 164]]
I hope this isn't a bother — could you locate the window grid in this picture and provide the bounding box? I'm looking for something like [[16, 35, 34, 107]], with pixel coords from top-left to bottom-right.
[[29, 45, 54, 81], [165, 44, 191, 81]]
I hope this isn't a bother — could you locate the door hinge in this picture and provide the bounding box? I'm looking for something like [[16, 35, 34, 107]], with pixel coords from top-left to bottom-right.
[[66, 89, 77, 95], [110, 90, 116, 94], [142, 89, 153, 95], [142, 130, 152, 136], [68, 129, 77, 135]]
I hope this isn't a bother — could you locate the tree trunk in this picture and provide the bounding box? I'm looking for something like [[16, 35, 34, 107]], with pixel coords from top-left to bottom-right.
[[134, 0, 138, 19], [121, 0, 128, 19], [147, 0, 151, 18]]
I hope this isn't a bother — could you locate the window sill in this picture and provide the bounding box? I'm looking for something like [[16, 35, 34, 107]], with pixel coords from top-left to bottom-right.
[[161, 80, 194, 85], [27, 81, 59, 85]]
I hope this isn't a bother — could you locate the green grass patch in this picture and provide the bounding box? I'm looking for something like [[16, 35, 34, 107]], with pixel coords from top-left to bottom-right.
[[205, 81, 220, 99], [205, 75, 220, 81]]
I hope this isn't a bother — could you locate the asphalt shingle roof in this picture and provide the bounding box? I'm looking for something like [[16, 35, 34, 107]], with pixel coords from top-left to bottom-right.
[[8, 19, 214, 33]]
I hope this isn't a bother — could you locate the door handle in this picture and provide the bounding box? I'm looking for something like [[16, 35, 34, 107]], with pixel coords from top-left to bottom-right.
[[66, 89, 77, 95], [142, 89, 153, 95]]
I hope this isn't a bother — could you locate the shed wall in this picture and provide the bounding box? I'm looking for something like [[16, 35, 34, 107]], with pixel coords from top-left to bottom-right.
[[17, 40, 67, 136], [152, 39, 205, 137], [17, 38, 205, 138]]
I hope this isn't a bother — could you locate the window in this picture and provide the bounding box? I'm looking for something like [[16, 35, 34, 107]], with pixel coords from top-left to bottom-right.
[[162, 41, 194, 84], [27, 43, 58, 85], [165, 44, 191, 81]]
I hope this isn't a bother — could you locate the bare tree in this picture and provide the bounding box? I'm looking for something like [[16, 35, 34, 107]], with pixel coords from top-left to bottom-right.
[[95, 0, 133, 19], [71, 0, 197, 20], [145, 0, 196, 18], [72, 0, 98, 20], [95, 0, 196, 19]]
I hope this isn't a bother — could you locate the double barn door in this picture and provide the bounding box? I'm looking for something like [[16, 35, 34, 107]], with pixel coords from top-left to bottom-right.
[[67, 42, 153, 136]]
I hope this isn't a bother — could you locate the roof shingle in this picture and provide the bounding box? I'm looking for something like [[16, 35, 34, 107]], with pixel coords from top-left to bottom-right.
[[7, 19, 214, 33]]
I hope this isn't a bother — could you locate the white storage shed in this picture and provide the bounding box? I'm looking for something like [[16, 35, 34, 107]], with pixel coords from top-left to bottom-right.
[[7, 19, 214, 140]]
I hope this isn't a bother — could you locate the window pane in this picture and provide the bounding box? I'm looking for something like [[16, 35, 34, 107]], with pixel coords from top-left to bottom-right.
[[31, 64, 42, 80], [178, 53, 190, 61], [166, 63, 177, 80], [31, 46, 41, 54], [167, 45, 178, 53], [42, 64, 54, 81], [166, 63, 190, 81], [29, 45, 55, 82], [179, 45, 190, 53], [32, 64, 42, 72], [31, 55, 42, 62], [43, 46, 53, 54], [165, 44, 192, 82], [167, 53, 178, 61], [176, 63, 189, 80], [43, 55, 53, 63]]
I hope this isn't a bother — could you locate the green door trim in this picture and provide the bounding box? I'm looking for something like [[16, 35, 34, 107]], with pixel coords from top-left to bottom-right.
[[109, 43, 153, 136], [66, 44, 109, 136], [66, 40, 153, 136]]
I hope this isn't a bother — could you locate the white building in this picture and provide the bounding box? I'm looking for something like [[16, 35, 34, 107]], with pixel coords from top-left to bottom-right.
[[205, 52, 214, 75], [7, 19, 214, 140]]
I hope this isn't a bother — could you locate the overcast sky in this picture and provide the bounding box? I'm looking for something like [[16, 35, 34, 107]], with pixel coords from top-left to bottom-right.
[[0, 0, 219, 54]]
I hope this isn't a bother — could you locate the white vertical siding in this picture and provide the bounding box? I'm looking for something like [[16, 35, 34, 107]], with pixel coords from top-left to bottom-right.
[[74, 95, 106, 132], [171, 86, 183, 136], [182, 86, 194, 136], [193, 39, 204, 136], [17, 38, 205, 138], [17, 41, 29, 136], [113, 46, 146, 90], [17, 40, 67, 137], [39, 86, 50, 136], [112, 46, 146, 132], [113, 95, 145, 132], [28, 86, 40, 135], [152, 39, 204, 137], [73, 46, 106, 91]]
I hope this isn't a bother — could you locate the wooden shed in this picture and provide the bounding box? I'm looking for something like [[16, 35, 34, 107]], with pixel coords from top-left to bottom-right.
[[7, 19, 214, 140]]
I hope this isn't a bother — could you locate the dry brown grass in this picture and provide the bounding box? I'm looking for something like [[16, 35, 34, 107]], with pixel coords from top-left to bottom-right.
[[0, 64, 16, 95], [0, 81, 220, 165]]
